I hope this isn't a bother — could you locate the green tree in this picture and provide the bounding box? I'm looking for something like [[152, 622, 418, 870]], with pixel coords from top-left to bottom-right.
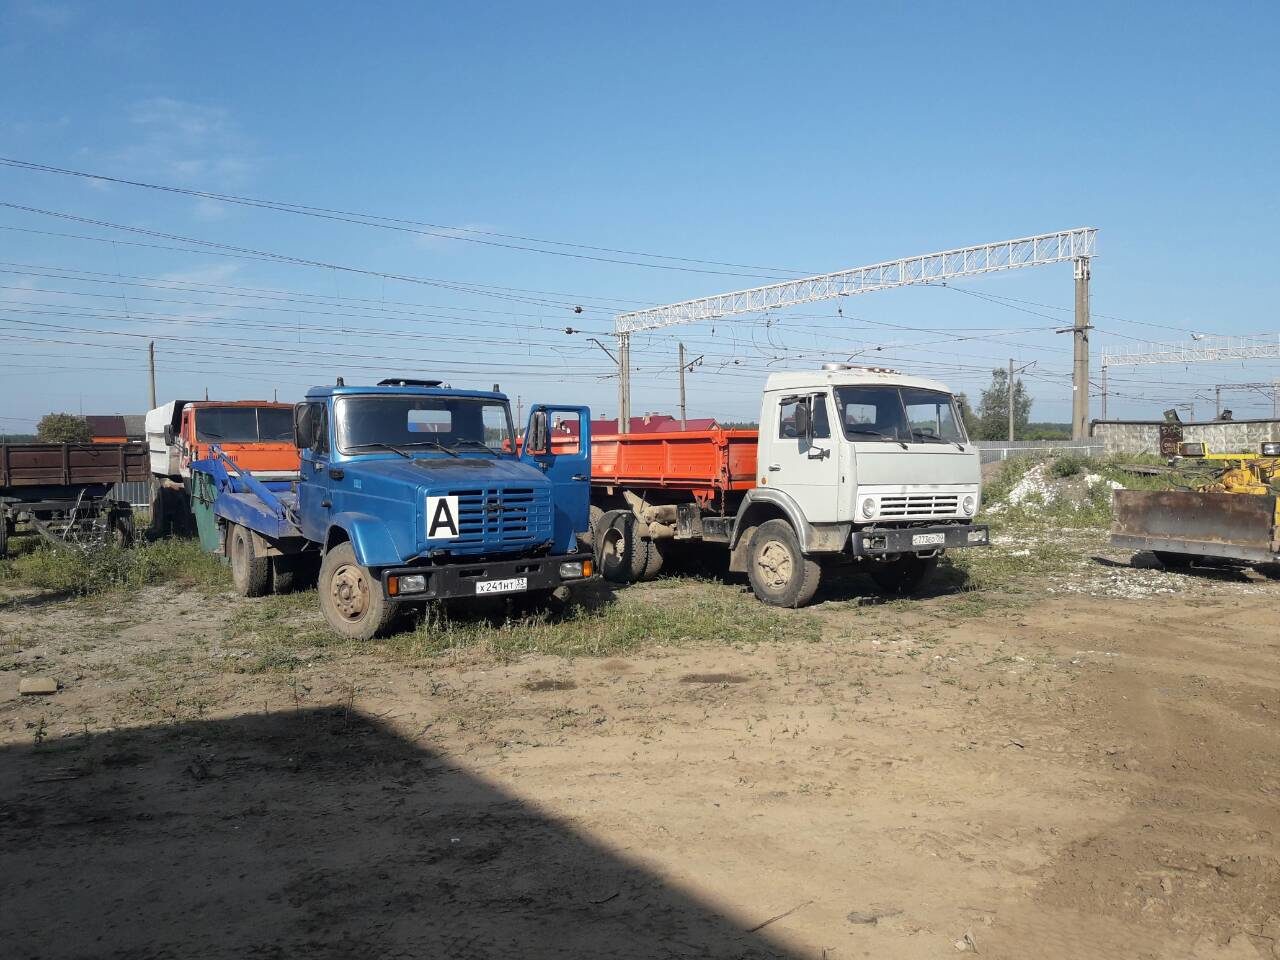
[[976, 368, 1032, 440], [37, 412, 92, 443]]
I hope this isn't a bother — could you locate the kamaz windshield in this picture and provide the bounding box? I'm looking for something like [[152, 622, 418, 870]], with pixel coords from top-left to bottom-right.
[[834, 386, 968, 444], [334, 396, 514, 457], [195, 406, 294, 443]]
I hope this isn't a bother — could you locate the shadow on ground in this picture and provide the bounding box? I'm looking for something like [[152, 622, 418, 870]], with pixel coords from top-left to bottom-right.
[[0, 707, 798, 959]]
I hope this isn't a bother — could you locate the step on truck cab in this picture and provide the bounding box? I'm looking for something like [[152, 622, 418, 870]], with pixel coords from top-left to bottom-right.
[[191, 379, 595, 639], [588, 364, 988, 606]]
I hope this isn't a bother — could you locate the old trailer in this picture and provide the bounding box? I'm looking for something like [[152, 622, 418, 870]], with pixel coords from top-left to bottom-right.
[[0, 441, 148, 556]]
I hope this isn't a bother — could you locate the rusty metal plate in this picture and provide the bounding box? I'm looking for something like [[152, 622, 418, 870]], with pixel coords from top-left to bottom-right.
[[1112, 490, 1275, 550]]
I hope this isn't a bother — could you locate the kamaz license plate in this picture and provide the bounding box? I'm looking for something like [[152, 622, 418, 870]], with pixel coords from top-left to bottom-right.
[[911, 532, 946, 546], [475, 577, 528, 595]]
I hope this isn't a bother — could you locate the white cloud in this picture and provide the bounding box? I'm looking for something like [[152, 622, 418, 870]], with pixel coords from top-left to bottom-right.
[[105, 97, 259, 196]]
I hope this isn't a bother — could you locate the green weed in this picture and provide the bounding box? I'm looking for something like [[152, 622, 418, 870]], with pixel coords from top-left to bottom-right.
[[0, 538, 226, 596]]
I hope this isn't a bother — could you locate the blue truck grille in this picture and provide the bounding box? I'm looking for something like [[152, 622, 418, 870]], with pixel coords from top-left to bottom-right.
[[446, 487, 551, 552]]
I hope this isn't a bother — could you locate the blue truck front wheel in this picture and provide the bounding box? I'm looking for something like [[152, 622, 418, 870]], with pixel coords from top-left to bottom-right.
[[318, 541, 397, 640]]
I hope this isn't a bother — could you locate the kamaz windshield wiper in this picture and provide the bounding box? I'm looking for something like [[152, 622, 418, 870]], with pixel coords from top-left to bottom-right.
[[910, 430, 965, 451], [847, 428, 908, 450]]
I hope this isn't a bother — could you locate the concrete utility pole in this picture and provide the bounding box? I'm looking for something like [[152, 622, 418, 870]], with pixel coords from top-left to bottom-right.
[[1007, 358, 1015, 442], [1071, 257, 1091, 440], [617, 333, 631, 434], [678, 342, 687, 430], [1101, 365, 1108, 420], [1007, 359, 1035, 441], [148, 341, 157, 409], [1214, 385, 1222, 419]]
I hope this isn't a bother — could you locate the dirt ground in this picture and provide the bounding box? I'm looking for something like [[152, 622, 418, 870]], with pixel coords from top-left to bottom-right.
[[2, 535, 1279, 959]]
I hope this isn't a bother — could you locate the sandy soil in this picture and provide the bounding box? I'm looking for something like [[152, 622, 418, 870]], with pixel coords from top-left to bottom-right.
[[2, 552, 1278, 959]]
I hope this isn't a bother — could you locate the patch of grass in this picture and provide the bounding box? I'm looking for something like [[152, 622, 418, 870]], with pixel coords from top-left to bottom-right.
[[1048, 454, 1089, 479], [221, 577, 823, 669], [0, 537, 226, 596], [981, 455, 1043, 504], [387, 583, 822, 661]]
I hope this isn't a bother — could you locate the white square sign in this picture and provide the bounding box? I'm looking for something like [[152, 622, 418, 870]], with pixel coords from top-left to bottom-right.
[[425, 495, 460, 540]]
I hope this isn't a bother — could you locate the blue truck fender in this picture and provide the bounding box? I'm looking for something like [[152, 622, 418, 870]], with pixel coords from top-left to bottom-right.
[[326, 512, 402, 568]]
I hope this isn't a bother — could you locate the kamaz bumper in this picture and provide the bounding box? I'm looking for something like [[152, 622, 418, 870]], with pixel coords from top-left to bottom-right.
[[851, 523, 989, 557], [379, 550, 595, 602]]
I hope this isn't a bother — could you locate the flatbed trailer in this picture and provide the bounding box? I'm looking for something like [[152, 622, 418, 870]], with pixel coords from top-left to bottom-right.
[[0, 441, 148, 556]]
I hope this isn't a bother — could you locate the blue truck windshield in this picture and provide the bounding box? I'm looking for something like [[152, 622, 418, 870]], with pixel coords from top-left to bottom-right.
[[334, 396, 514, 456]]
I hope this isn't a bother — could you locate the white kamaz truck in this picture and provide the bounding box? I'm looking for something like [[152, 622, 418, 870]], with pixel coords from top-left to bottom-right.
[[579, 364, 988, 606]]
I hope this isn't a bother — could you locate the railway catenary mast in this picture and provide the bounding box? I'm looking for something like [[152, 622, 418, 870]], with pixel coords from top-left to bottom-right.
[[613, 228, 1098, 437]]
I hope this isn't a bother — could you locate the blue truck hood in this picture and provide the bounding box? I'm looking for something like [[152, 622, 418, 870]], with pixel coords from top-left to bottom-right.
[[348, 454, 545, 489], [336, 454, 555, 560]]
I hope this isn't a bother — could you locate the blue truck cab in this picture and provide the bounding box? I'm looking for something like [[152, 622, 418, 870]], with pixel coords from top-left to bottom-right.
[[196, 378, 594, 639]]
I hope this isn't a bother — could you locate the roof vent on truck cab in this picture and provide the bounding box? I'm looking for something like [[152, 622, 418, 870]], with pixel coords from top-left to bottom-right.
[[377, 378, 445, 388]]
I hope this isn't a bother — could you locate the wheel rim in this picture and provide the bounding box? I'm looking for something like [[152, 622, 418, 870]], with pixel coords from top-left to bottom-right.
[[602, 528, 625, 568], [330, 563, 370, 621], [755, 539, 793, 588]]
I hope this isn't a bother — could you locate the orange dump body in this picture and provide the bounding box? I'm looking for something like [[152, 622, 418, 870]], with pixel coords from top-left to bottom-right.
[[558, 427, 759, 506]]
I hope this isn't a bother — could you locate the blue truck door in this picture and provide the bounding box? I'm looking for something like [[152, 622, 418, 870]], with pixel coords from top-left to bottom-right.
[[521, 405, 590, 553], [296, 402, 332, 544]]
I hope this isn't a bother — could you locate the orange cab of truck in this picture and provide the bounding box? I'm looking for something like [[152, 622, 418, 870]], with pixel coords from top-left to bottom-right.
[[178, 401, 300, 479]]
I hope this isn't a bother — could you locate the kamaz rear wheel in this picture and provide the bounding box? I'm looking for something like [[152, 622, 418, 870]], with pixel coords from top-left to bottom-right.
[[318, 542, 396, 640], [597, 510, 649, 584]]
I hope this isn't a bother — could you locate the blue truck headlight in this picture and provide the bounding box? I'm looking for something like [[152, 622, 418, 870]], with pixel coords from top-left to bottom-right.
[[559, 560, 593, 579], [388, 574, 427, 595]]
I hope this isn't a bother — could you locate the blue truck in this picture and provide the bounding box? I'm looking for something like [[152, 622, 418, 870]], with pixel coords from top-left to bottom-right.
[[188, 378, 595, 639]]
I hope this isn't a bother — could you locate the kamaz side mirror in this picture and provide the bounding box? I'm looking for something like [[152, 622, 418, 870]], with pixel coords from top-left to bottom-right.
[[526, 410, 550, 455]]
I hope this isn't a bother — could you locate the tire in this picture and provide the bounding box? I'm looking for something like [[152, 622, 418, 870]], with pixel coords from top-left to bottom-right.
[[597, 510, 649, 584], [1154, 550, 1193, 570], [639, 537, 666, 580], [318, 541, 396, 640], [228, 523, 272, 597], [148, 485, 168, 538], [110, 509, 135, 548], [746, 518, 822, 608], [868, 554, 939, 596], [1253, 562, 1280, 580], [271, 556, 299, 594], [585, 504, 605, 549]]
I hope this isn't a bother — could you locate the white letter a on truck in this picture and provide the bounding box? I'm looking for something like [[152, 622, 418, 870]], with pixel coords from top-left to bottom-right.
[[426, 495, 460, 539]]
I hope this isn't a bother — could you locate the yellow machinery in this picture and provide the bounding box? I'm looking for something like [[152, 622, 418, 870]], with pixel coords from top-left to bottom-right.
[[1112, 442, 1280, 574]]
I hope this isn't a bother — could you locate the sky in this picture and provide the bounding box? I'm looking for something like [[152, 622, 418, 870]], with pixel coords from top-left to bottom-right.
[[1, 0, 1278, 434]]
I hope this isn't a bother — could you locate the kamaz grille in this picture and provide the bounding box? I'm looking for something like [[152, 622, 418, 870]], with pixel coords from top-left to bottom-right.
[[878, 494, 960, 518], [446, 487, 551, 551]]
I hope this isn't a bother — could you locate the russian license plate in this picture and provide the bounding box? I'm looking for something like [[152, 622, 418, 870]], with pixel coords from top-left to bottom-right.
[[475, 577, 528, 595], [911, 532, 946, 546]]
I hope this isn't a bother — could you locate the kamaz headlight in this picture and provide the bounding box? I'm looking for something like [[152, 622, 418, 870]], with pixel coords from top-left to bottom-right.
[[861, 497, 876, 518], [961, 495, 976, 516]]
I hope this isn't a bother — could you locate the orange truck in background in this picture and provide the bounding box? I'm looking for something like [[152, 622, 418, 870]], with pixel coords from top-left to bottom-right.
[[145, 399, 299, 534]]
